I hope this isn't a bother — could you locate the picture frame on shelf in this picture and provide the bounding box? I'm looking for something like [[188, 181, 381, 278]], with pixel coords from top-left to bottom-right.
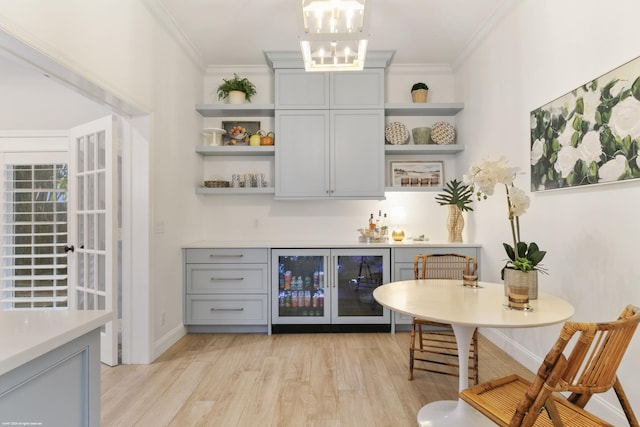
[[221, 120, 261, 145], [390, 160, 443, 188]]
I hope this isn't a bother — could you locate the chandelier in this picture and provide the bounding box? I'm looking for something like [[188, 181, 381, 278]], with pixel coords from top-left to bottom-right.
[[299, 0, 370, 71]]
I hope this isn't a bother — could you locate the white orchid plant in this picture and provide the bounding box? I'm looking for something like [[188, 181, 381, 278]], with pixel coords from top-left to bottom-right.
[[464, 157, 547, 276]]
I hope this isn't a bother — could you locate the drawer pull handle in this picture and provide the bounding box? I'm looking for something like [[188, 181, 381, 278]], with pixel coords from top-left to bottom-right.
[[210, 277, 244, 281], [208, 254, 244, 258], [210, 307, 244, 312]]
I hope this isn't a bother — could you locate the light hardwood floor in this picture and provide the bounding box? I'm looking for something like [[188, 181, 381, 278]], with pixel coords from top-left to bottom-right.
[[101, 332, 533, 427]]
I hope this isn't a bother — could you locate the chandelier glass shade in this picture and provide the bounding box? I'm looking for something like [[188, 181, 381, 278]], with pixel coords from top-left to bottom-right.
[[299, 0, 370, 71]]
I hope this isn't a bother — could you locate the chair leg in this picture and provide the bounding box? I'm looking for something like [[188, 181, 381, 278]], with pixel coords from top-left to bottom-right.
[[408, 318, 416, 380], [472, 329, 479, 385], [613, 376, 639, 427]]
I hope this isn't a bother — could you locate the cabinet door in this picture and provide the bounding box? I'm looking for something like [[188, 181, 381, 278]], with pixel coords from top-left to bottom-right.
[[331, 109, 385, 198], [330, 70, 384, 109], [330, 248, 391, 324], [272, 249, 331, 325], [275, 110, 330, 198], [275, 70, 329, 109]]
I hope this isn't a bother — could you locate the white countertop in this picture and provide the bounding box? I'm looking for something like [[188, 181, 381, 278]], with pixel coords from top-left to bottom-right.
[[182, 239, 481, 249], [0, 309, 112, 376]]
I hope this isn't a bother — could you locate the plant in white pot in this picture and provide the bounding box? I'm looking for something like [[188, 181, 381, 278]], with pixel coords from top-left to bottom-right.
[[464, 157, 547, 306], [411, 82, 429, 103], [217, 73, 257, 104]]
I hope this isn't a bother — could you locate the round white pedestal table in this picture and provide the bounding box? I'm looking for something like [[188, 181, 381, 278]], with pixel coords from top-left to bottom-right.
[[372, 279, 575, 427]]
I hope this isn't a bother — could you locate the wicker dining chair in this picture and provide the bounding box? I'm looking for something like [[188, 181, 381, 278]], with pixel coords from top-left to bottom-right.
[[408, 253, 479, 383], [460, 304, 640, 427]]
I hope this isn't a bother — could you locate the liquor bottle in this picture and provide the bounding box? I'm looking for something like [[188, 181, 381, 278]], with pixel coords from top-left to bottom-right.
[[369, 213, 375, 231], [382, 213, 389, 239]]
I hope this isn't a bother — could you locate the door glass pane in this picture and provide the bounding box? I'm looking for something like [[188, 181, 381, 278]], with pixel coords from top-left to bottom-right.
[[336, 255, 384, 317], [77, 175, 84, 210], [98, 171, 105, 210], [98, 254, 105, 292], [276, 256, 325, 317], [87, 174, 95, 210], [98, 213, 105, 250], [87, 291, 95, 309], [87, 133, 95, 172], [78, 214, 84, 248], [87, 253, 95, 290], [98, 294, 105, 310], [98, 130, 106, 169], [77, 136, 85, 173], [77, 290, 85, 309], [87, 214, 95, 250], [78, 252, 85, 287]]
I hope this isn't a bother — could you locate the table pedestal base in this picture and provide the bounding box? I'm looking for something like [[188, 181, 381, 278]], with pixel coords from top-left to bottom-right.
[[417, 399, 494, 427]]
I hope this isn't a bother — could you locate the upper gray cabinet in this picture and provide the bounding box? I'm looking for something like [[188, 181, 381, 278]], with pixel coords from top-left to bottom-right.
[[274, 68, 385, 199], [275, 69, 384, 110], [275, 71, 329, 109]]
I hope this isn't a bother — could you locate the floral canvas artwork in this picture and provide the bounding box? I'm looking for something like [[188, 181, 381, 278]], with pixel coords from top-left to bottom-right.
[[530, 56, 640, 191]]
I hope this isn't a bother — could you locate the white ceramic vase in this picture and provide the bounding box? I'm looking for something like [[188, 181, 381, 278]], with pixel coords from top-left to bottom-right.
[[227, 90, 246, 104]]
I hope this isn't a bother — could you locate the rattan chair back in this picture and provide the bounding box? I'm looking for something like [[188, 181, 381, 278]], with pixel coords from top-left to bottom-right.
[[461, 304, 640, 426], [413, 253, 478, 281]]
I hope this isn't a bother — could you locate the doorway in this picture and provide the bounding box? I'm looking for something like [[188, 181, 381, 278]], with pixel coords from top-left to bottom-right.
[[0, 30, 151, 364]]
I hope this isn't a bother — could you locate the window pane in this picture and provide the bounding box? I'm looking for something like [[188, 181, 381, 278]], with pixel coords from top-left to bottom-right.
[[2, 164, 68, 309]]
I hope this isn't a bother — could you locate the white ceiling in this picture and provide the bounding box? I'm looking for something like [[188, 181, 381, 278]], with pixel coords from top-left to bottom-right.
[[160, 0, 513, 68]]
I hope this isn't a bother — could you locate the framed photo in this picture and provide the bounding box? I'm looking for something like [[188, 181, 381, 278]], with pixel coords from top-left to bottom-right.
[[530, 55, 640, 191], [390, 161, 443, 187], [221, 120, 261, 145]]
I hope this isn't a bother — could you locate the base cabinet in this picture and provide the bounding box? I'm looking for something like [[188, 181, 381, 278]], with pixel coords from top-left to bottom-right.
[[183, 248, 269, 332], [272, 248, 391, 327], [391, 246, 481, 328]]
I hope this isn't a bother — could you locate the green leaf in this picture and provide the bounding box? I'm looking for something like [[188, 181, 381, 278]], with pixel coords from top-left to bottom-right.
[[632, 76, 640, 101], [575, 97, 584, 115]]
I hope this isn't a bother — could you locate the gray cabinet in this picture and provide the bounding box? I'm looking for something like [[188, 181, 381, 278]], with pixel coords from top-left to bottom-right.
[[391, 245, 481, 327], [183, 248, 270, 332], [275, 70, 384, 109], [275, 109, 384, 198], [275, 69, 385, 199]]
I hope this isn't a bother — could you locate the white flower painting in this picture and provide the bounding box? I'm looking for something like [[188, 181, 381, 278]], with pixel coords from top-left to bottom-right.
[[530, 56, 640, 191]]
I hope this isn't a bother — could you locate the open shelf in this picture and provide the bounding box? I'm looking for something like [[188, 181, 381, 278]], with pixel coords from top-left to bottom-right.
[[384, 102, 464, 116], [384, 144, 464, 155], [196, 187, 275, 195], [196, 146, 275, 156], [196, 104, 276, 117]]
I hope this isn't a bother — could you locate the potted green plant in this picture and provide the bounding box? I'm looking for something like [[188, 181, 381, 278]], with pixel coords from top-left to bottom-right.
[[217, 73, 257, 104], [411, 82, 429, 103], [435, 179, 473, 242]]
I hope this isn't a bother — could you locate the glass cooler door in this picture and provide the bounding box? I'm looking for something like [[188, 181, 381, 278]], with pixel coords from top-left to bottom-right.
[[272, 249, 330, 324], [330, 248, 390, 324]]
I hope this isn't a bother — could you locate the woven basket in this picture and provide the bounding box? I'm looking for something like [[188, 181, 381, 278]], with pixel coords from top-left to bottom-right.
[[411, 89, 428, 103], [204, 180, 230, 188]]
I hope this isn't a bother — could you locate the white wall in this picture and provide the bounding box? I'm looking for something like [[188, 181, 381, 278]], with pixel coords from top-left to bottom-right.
[[0, 0, 204, 361], [455, 0, 640, 423]]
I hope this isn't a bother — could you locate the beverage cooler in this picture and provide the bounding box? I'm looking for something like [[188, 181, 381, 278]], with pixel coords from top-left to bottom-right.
[[271, 248, 391, 326]]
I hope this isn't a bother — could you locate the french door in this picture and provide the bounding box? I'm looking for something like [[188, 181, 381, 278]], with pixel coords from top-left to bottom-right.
[[68, 115, 119, 366]]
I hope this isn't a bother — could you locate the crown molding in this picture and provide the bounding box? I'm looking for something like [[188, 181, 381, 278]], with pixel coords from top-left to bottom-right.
[[452, 0, 520, 71], [143, 0, 206, 73]]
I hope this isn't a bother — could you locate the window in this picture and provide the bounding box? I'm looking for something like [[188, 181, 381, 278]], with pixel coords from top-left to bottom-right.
[[1, 161, 68, 309]]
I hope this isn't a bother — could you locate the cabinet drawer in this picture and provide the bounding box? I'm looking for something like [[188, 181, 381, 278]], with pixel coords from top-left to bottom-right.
[[186, 295, 268, 325], [185, 248, 268, 264], [187, 264, 267, 294], [393, 247, 479, 263]]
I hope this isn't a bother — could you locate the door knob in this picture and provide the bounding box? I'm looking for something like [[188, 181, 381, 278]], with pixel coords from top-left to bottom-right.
[[64, 245, 75, 253]]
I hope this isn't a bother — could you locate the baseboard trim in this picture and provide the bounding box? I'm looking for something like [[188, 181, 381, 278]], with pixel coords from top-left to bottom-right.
[[153, 324, 187, 361]]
